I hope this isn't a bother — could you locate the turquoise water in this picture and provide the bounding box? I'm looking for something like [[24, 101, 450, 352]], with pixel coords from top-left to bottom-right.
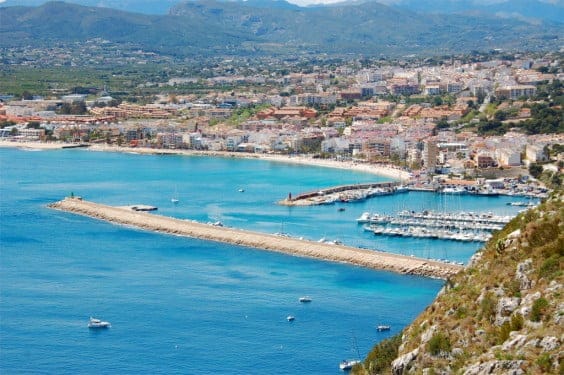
[[0, 148, 522, 374]]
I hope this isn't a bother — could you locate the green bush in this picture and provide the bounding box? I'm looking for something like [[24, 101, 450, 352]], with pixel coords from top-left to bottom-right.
[[510, 314, 524, 331], [530, 297, 549, 322], [539, 254, 562, 280], [536, 353, 552, 372], [480, 292, 496, 322], [497, 321, 511, 343], [363, 333, 401, 374], [455, 306, 468, 319], [427, 332, 451, 355]]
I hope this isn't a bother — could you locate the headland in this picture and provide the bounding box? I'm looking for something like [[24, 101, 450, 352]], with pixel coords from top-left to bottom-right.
[[48, 197, 462, 279]]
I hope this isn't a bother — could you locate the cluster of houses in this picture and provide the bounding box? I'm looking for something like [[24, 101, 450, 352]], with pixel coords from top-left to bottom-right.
[[1, 54, 562, 174]]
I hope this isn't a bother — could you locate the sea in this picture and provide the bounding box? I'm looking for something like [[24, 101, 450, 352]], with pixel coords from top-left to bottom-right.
[[0, 148, 526, 374]]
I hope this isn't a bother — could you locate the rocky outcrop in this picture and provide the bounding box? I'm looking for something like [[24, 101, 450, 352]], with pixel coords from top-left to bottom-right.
[[463, 360, 526, 375], [391, 348, 418, 375], [366, 194, 563, 375]]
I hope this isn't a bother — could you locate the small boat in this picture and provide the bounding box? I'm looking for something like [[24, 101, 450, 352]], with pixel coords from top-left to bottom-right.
[[376, 325, 391, 331], [286, 315, 295, 322], [207, 220, 224, 227], [88, 317, 111, 329], [339, 359, 360, 371], [338, 207, 346, 212], [238, 188, 245, 192], [394, 185, 409, 193], [171, 186, 179, 203], [299, 296, 312, 303]]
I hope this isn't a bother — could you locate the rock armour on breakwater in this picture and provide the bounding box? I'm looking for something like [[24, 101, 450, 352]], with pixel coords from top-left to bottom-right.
[[48, 198, 462, 279]]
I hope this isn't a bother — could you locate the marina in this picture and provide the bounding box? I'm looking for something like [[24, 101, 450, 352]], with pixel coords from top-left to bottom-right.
[[356, 208, 528, 243], [280, 178, 547, 207]]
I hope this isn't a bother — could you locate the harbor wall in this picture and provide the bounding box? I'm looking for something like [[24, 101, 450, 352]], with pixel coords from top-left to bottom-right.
[[48, 198, 462, 279]]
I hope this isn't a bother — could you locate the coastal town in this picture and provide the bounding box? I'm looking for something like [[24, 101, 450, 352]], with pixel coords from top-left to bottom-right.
[[2, 1, 563, 374], [1, 51, 562, 193]]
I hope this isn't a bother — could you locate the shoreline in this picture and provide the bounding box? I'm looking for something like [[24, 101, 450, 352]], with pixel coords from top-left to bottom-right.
[[48, 197, 462, 279], [0, 140, 410, 180]]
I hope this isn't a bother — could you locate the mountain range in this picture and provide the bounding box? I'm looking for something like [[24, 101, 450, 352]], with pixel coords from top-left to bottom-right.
[[1, 0, 562, 23], [0, 0, 561, 58]]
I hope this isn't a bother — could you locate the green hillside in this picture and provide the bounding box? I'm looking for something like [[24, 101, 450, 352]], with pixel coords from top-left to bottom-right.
[[0, 1, 560, 58], [356, 191, 563, 374]]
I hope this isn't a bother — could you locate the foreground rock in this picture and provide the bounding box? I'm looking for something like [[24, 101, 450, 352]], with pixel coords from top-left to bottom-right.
[[48, 197, 461, 279], [359, 192, 563, 374]]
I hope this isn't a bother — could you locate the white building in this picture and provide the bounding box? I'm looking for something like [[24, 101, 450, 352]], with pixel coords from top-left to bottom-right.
[[496, 148, 521, 166]]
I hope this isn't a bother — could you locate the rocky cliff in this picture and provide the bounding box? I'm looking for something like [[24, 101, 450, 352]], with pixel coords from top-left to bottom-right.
[[357, 191, 563, 374]]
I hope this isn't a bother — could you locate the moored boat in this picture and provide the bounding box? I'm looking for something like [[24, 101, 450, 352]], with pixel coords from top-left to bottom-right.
[[339, 359, 361, 371], [88, 317, 111, 329], [376, 325, 391, 331]]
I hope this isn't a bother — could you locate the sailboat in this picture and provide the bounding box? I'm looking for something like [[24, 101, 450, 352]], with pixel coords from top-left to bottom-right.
[[171, 186, 179, 204]]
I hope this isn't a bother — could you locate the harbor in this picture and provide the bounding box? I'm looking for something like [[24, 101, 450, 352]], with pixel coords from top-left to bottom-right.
[[356, 208, 526, 244], [278, 178, 548, 207], [48, 197, 463, 279]]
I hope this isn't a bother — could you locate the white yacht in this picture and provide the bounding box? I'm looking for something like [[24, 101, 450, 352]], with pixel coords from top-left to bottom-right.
[[356, 212, 371, 223], [88, 317, 111, 329], [299, 296, 312, 303], [339, 359, 361, 371], [286, 315, 295, 322], [376, 325, 391, 332]]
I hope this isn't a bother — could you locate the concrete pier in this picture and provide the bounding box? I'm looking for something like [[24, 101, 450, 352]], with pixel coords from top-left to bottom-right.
[[48, 197, 462, 279], [280, 181, 400, 206]]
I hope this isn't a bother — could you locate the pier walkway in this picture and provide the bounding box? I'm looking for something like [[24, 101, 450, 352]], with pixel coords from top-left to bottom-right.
[[48, 197, 462, 279], [280, 181, 400, 206]]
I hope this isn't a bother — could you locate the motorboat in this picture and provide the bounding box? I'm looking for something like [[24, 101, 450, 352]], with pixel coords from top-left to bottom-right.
[[339, 359, 361, 371], [394, 185, 409, 193], [376, 325, 391, 331], [299, 296, 312, 303], [88, 317, 111, 329], [356, 212, 371, 223], [286, 315, 295, 322], [440, 187, 467, 194]]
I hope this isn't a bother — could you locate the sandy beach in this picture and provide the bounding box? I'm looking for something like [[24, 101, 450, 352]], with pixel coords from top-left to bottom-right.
[[48, 197, 462, 279], [0, 140, 72, 150], [0, 140, 410, 180]]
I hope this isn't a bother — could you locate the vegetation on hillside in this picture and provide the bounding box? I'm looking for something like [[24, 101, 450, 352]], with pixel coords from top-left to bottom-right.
[[355, 190, 563, 374], [474, 80, 563, 136], [0, 1, 560, 58]]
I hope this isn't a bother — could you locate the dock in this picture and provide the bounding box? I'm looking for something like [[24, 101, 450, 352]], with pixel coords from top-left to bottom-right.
[[280, 181, 400, 206], [48, 197, 462, 279]]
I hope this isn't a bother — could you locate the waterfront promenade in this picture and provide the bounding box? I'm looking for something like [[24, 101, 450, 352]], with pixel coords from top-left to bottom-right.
[[48, 197, 462, 279]]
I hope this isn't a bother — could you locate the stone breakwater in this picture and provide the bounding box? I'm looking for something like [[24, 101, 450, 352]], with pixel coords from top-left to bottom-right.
[[48, 198, 462, 279]]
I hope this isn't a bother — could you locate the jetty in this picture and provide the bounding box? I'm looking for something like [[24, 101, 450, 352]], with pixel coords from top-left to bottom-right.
[[48, 197, 462, 279], [280, 181, 400, 206]]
